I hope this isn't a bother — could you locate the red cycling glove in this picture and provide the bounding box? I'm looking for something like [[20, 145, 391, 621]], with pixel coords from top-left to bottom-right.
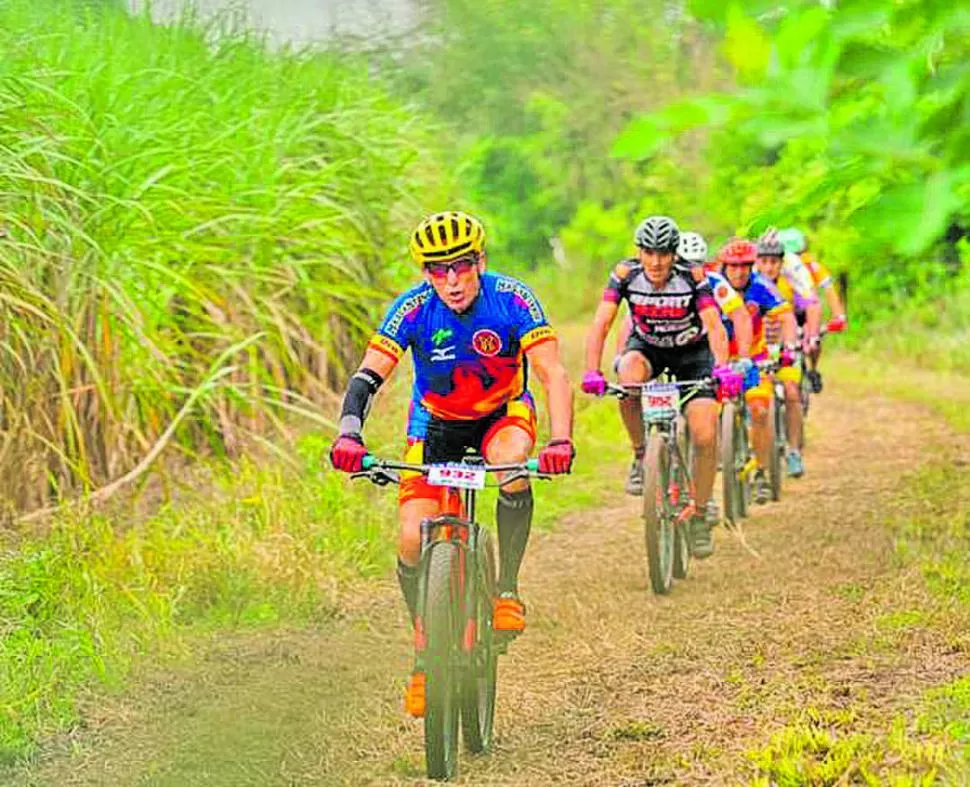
[[329, 433, 367, 473], [826, 315, 847, 333], [538, 439, 576, 474]]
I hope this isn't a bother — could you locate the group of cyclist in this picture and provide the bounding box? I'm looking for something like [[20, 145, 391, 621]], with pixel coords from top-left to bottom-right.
[[328, 210, 846, 717]]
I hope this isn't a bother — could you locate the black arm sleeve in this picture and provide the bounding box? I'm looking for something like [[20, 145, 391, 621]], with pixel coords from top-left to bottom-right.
[[337, 368, 384, 435]]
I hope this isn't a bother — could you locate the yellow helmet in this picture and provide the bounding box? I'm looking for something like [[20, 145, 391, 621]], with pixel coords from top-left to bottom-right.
[[409, 211, 486, 265]]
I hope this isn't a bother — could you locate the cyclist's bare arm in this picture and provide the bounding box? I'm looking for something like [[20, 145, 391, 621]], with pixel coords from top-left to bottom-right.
[[357, 347, 399, 381], [615, 312, 633, 356], [701, 307, 729, 366], [780, 310, 799, 346], [527, 339, 573, 440], [585, 300, 619, 372], [823, 285, 845, 320], [804, 300, 822, 339], [729, 306, 753, 358]]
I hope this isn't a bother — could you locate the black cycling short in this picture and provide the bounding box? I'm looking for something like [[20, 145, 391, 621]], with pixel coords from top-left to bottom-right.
[[621, 332, 716, 402], [422, 409, 507, 464]]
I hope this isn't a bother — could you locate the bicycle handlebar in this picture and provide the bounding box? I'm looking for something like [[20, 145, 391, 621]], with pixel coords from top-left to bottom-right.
[[352, 456, 549, 487], [601, 378, 714, 399], [361, 456, 540, 474]]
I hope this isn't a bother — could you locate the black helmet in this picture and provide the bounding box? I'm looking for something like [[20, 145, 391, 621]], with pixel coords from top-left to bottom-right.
[[634, 216, 680, 252]]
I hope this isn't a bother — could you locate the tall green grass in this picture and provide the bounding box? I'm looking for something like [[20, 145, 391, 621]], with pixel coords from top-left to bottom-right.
[[0, 425, 404, 762], [0, 0, 450, 512]]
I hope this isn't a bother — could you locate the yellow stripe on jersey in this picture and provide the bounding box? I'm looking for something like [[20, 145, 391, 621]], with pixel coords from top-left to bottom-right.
[[368, 334, 405, 361], [521, 325, 556, 351]]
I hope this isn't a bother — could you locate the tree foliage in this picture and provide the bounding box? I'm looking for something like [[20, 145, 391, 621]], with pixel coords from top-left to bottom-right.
[[615, 0, 970, 316]]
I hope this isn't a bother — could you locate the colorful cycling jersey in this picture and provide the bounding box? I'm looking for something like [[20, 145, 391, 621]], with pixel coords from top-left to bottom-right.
[[772, 252, 819, 312], [724, 271, 791, 357], [603, 259, 717, 349], [706, 270, 745, 317], [800, 252, 833, 290], [368, 272, 555, 427]]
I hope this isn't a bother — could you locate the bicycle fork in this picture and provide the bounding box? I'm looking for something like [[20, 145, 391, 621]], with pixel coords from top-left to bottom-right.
[[414, 514, 482, 674]]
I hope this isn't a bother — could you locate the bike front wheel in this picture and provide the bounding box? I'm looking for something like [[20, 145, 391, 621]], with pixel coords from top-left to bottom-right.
[[720, 401, 739, 527], [423, 542, 461, 780], [460, 528, 497, 755], [770, 395, 785, 502], [643, 433, 675, 595]]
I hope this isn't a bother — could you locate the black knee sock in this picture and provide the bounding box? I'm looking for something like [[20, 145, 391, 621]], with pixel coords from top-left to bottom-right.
[[496, 488, 534, 595], [396, 558, 419, 623]]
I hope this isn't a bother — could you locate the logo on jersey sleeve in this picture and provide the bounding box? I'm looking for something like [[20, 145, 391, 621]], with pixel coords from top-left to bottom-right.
[[496, 278, 544, 322], [472, 329, 502, 357], [384, 289, 432, 337]]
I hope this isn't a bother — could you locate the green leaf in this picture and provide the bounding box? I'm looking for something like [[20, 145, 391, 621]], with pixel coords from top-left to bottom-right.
[[829, 0, 892, 42], [611, 96, 738, 160], [742, 114, 827, 149], [722, 5, 771, 82], [775, 6, 832, 71], [858, 172, 960, 255], [610, 116, 666, 160]]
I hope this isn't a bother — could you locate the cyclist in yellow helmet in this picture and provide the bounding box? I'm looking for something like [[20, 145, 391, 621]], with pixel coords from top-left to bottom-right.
[[329, 211, 575, 717]]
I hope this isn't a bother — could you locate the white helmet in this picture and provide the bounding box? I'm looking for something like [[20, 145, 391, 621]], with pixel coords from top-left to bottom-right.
[[677, 231, 708, 264]]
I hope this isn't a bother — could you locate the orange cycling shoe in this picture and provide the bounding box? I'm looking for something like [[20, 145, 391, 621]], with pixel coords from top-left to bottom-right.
[[493, 592, 526, 634], [404, 671, 426, 718]]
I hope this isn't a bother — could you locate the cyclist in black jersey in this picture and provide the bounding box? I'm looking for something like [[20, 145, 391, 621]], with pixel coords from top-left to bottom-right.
[[582, 216, 741, 559]]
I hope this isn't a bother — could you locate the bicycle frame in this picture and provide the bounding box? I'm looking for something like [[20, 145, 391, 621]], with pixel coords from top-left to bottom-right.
[[358, 456, 540, 654]]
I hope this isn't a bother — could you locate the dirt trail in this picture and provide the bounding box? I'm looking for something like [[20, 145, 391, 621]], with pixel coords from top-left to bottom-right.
[[13, 382, 969, 786]]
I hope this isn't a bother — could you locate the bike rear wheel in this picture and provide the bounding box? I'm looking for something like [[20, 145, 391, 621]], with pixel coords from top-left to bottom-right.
[[642, 433, 675, 595], [673, 422, 691, 580], [460, 528, 497, 754], [799, 364, 812, 446], [423, 542, 461, 780]]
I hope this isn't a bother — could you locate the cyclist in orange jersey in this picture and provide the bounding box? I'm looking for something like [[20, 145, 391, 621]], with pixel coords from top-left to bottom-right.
[[329, 211, 575, 716]]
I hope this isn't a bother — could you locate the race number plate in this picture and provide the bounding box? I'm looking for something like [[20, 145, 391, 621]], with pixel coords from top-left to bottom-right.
[[642, 383, 680, 422], [427, 464, 487, 490]]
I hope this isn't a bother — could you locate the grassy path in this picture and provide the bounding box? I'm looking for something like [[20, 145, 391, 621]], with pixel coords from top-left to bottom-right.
[[9, 373, 970, 785]]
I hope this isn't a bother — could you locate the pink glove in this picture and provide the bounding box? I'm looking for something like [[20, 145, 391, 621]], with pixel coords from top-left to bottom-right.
[[826, 315, 847, 333], [329, 433, 367, 473], [780, 348, 797, 368], [581, 370, 607, 396], [538, 439, 576, 474], [712, 365, 742, 399]]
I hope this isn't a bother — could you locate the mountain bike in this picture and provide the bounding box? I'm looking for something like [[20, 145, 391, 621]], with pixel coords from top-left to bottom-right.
[[352, 455, 548, 782], [719, 385, 757, 527], [602, 374, 714, 595]]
